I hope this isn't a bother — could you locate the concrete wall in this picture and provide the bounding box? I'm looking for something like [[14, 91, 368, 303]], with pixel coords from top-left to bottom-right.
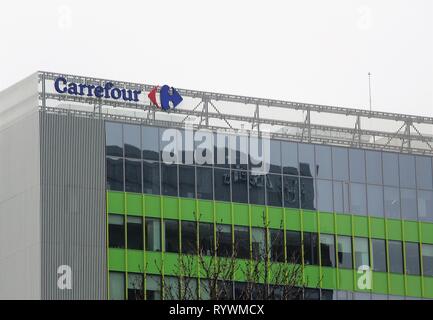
[[40, 112, 107, 300], [0, 73, 41, 299]]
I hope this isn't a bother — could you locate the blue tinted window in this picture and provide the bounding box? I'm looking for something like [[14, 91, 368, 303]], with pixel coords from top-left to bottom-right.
[[125, 159, 142, 193], [161, 164, 178, 196], [232, 170, 248, 203], [214, 168, 231, 202], [281, 142, 298, 175], [383, 152, 399, 186], [106, 122, 123, 157], [315, 145, 332, 179], [107, 157, 123, 191], [399, 154, 416, 189], [332, 148, 349, 181], [366, 151, 382, 185], [416, 156, 433, 190], [143, 160, 160, 195], [283, 175, 299, 208], [142, 126, 159, 161], [249, 173, 265, 205], [299, 144, 315, 177], [349, 149, 365, 183], [266, 174, 282, 207], [124, 124, 141, 159]]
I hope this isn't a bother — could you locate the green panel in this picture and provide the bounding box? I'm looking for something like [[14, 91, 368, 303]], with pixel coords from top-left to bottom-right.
[[319, 212, 335, 234], [215, 201, 230, 224], [232, 203, 249, 226], [387, 220, 403, 241], [421, 223, 433, 244], [180, 198, 197, 221], [403, 221, 419, 242], [336, 214, 352, 236], [372, 272, 388, 294], [370, 218, 386, 239], [302, 210, 317, 232], [162, 197, 179, 220], [338, 269, 354, 291], [199, 200, 215, 223], [353, 216, 368, 237], [127, 250, 145, 273], [107, 191, 125, 214], [268, 207, 284, 229], [423, 277, 433, 298], [126, 193, 143, 216], [163, 253, 183, 276], [108, 248, 125, 271], [406, 275, 422, 298], [321, 267, 337, 289], [285, 208, 301, 231], [251, 205, 266, 227], [144, 194, 161, 218], [388, 273, 405, 296], [304, 265, 321, 288], [234, 259, 252, 282], [146, 252, 163, 274]]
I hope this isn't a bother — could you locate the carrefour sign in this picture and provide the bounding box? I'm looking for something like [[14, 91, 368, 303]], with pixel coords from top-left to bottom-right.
[[54, 77, 183, 110]]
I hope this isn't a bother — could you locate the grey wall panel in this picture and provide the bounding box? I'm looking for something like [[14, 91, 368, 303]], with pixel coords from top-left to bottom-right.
[[40, 112, 106, 300]]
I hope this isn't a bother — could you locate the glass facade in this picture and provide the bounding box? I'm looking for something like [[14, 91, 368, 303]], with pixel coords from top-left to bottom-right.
[[105, 122, 433, 300]]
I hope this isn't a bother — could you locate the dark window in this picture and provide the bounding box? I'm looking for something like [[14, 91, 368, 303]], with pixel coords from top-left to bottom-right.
[[332, 147, 349, 181], [106, 122, 123, 157], [249, 173, 265, 205], [399, 154, 416, 189], [372, 239, 387, 272], [164, 276, 180, 300], [199, 223, 214, 256], [418, 190, 433, 222], [269, 140, 282, 173], [320, 289, 334, 300], [125, 159, 141, 193], [196, 167, 213, 200], [216, 224, 232, 257], [214, 168, 231, 202], [416, 156, 433, 190], [128, 273, 144, 300], [405, 242, 420, 275], [143, 160, 160, 195], [286, 231, 302, 264], [179, 165, 195, 198], [109, 214, 125, 249], [270, 229, 285, 262], [194, 131, 214, 166], [350, 183, 366, 215], [127, 216, 143, 250], [383, 152, 399, 186], [106, 157, 124, 191], [214, 133, 231, 168], [234, 226, 250, 259], [389, 241, 403, 274], [161, 164, 178, 196], [252, 228, 266, 259], [400, 188, 417, 220], [300, 177, 315, 210], [317, 180, 333, 213], [337, 236, 352, 269], [281, 141, 298, 175], [145, 218, 161, 251], [422, 244, 433, 277], [181, 221, 197, 255], [283, 175, 299, 208], [164, 220, 179, 253], [349, 149, 366, 183], [320, 234, 336, 267], [366, 151, 382, 185], [266, 174, 282, 207], [367, 185, 384, 217], [146, 275, 161, 300], [232, 170, 248, 203], [299, 144, 315, 177], [354, 237, 370, 269], [315, 145, 332, 179], [124, 124, 141, 159], [303, 232, 319, 265], [303, 288, 320, 300], [217, 280, 234, 300], [109, 272, 125, 300], [384, 187, 401, 219], [142, 126, 159, 161]]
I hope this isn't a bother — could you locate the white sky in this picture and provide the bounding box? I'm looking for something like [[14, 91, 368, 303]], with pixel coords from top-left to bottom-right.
[[0, 0, 432, 116]]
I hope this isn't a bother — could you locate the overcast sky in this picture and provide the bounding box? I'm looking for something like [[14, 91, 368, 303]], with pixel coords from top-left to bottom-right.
[[0, 0, 432, 116]]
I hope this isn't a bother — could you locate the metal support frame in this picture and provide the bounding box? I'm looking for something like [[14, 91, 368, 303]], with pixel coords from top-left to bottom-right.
[[37, 71, 433, 156]]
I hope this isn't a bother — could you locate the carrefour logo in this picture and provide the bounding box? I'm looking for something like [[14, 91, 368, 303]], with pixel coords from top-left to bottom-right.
[[148, 85, 183, 111], [53, 77, 182, 110]]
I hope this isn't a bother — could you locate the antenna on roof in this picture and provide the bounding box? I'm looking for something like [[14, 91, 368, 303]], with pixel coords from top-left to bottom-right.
[[368, 72, 372, 112]]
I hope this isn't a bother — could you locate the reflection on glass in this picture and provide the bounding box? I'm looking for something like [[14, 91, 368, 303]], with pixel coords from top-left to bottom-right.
[[124, 124, 141, 159], [399, 154, 416, 189], [388, 241, 403, 274], [315, 145, 332, 179], [367, 185, 384, 217], [317, 180, 333, 212], [349, 149, 366, 183], [196, 166, 213, 200], [161, 164, 178, 196], [145, 218, 161, 251], [249, 173, 265, 205], [405, 242, 420, 275], [416, 156, 433, 190], [107, 157, 123, 191], [281, 141, 298, 175], [300, 178, 315, 210], [422, 244, 433, 277], [366, 151, 382, 185], [266, 174, 282, 207], [142, 126, 159, 161], [372, 239, 387, 272], [332, 147, 349, 181], [283, 176, 299, 208], [333, 181, 349, 214], [179, 165, 195, 198], [337, 236, 352, 269], [320, 234, 336, 267], [384, 187, 400, 219], [214, 168, 231, 202], [106, 122, 123, 157], [418, 190, 433, 223], [400, 188, 417, 220], [299, 144, 315, 177], [350, 183, 366, 216], [125, 159, 141, 193], [354, 237, 369, 269], [286, 230, 302, 263], [143, 160, 160, 195], [382, 152, 399, 186]]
